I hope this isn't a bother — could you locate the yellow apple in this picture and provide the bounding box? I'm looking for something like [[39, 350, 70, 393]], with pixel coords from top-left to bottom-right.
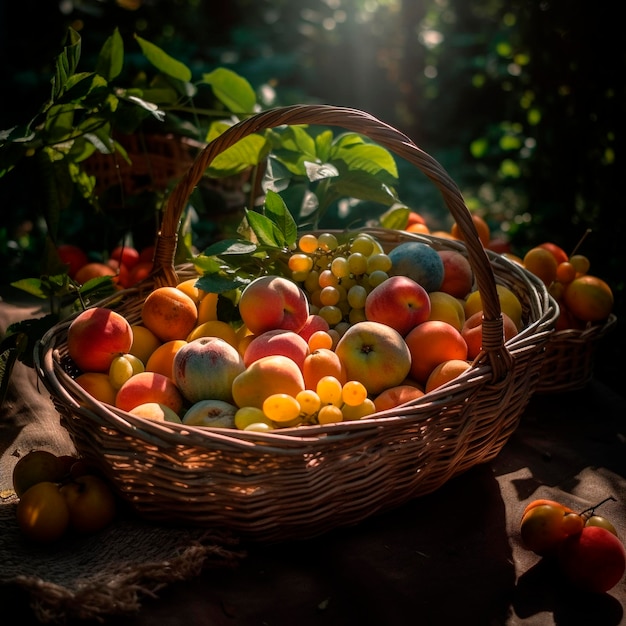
[[334, 321, 412, 395]]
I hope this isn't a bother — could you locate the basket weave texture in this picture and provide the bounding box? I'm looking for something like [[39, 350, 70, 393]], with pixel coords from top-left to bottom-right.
[[536, 314, 617, 393], [34, 105, 558, 543]]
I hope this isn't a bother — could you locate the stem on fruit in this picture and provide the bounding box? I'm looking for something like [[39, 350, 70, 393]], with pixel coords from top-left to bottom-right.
[[578, 495, 616, 517], [569, 228, 592, 257]]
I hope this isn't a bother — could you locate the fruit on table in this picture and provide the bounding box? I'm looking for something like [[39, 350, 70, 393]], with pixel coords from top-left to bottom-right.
[[519, 495, 625, 592], [558, 526, 626, 593], [13, 450, 118, 543], [334, 320, 412, 395], [364, 275, 431, 336], [67, 307, 133, 373]]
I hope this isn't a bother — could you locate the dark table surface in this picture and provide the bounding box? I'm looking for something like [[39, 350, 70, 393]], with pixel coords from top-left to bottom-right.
[[1, 297, 625, 626]]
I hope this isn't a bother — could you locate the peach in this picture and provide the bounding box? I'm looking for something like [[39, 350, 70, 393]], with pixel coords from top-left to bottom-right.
[[334, 321, 412, 395], [302, 348, 347, 390], [75, 372, 118, 405], [563, 275, 613, 322], [141, 286, 198, 342], [231, 355, 306, 409], [424, 359, 472, 393], [364, 275, 431, 336], [428, 291, 466, 332], [74, 262, 117, 285], [297, 314, 330, 342], [388, 241, 445, 292], [67, 307, 133, 373], [437, 250, 474, 298], [243, 329, 309, 369], [129, 402, 182, 423], [373, 384, 425, 412], [173, 337, 246, 404], [461, 311, 518, 360], [115, 371, 184, 414], [404, 320, 468, 385], [239, 275, 309, 335]]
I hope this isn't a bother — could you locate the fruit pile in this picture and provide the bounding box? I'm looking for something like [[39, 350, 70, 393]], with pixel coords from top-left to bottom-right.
[[520, 497, 626, 593], [64, 229, 530, 431], [12, 450, 118, 544]]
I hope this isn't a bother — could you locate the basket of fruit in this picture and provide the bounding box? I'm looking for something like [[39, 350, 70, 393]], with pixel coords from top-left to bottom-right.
[[34, 104, 557, 543], [513, 242, 617, 394]]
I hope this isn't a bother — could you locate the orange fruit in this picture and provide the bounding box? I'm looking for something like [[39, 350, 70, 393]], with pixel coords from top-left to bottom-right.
[[555, 261, 577, 285], [177, 278, 205, 304], [187, 320, 239, 348], [563, 275, 613, 322], [425, 359, 472, 393], [537, 242, 569, 265], [16, 481, 70, 543], [462, 311, 519, 360], [74, 262, 117, 285], [145, 340, 187, 379], [302, 348, 346, 390], [197, 292, 219, 325], [404, 320, 469, 384], [451, 214, 491, 247], [373, 384, 425, 412], [523, 247, 558, 287], [75, 372, 118, 405], [141, 286, 198, 342], [406, 222, 430, 234]]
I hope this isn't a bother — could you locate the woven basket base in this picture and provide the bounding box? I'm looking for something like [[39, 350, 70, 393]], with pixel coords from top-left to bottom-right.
[[0, 495, 245, 624]]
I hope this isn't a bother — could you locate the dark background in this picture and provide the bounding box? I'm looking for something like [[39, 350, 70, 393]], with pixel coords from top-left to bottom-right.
[[0, 0, 623, 392]]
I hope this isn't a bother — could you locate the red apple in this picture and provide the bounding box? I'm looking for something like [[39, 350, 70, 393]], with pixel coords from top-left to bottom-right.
[[364, 275, 431, 336], [239, 275, 309, 335], [558, 526, 626, 593]]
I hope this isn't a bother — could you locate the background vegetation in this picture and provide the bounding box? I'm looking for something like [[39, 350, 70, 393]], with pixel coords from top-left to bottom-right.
[[1, 0, 623, 391]]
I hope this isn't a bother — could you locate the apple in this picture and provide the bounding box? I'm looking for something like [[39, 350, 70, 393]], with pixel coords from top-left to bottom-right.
[[67, 307, 134, 373], [182, 399, 239, 428], [238, 275, 309, 335], [364, 275, 431, 336], [60, 474, 118, 534], [243, 329, 310, 369], [437, 250, 474, 298], [387, 241, 445, 292], [173, 337, 246, 404], [334, 320, 412, 395], [558, 526, 626, 593]]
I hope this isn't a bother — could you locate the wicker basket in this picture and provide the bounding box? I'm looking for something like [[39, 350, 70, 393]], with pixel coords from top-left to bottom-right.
[[535, 314, 617, 393], [34, 104, 558, 543]]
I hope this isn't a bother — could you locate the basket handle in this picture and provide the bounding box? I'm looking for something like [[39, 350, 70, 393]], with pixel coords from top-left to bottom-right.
[[153, 104, 510, 376]]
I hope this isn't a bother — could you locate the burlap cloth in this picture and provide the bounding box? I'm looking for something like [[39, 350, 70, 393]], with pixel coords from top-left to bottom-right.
[[0, 297, 245, 623]]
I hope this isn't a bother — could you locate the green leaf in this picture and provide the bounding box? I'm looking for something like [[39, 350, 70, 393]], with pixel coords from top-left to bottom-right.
[[201, 68, 257, 114], [304, 161, 339, 182], [245, 209, 286, 247], [263, 190, 298, 246], [134, 34, 192, 82], [52, 28, 82, 101], [206, 132, 270, 177], [9, 278, 47, 299], [380, 205, 411, 229], [332, 141, 398, 178], [330, 170, 399, 206], [203, 238, 259, 257], [314, 130, 334, 162], [195, 272, 251, 294], [96, 27, 124, 81]]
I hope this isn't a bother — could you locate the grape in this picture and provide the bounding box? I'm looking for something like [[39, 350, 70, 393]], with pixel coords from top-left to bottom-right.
[[288, 253, 314, 273], [109, 353, 144, 390], [347, 284, 368, 309], [318, 305, 343, 327], [318, 233, 339, 252], [317, 376, 343, 407], [348, 308, 366, 324], [296, 389, 322, 416], [318, 405, 344, 424], [367, 253, 392, 273], [244, 422, 274, 432], [234, 406, 271, 430], [263, 394, 301, 423], [341, 398, 377, 421], [319, 286, 341, 306], [349, 236, 375, 257], [342, 380, 368, 406], [367, 270, 389, 288], [318, 269, 339, 289], [331, 256, 350, 279], [298, 233, 319, 253], [347, 252, 368, 276]]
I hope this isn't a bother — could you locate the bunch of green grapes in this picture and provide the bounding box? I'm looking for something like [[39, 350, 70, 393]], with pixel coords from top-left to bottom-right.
[[287, 232, 393, 328], [233, 377, 377, 431]]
